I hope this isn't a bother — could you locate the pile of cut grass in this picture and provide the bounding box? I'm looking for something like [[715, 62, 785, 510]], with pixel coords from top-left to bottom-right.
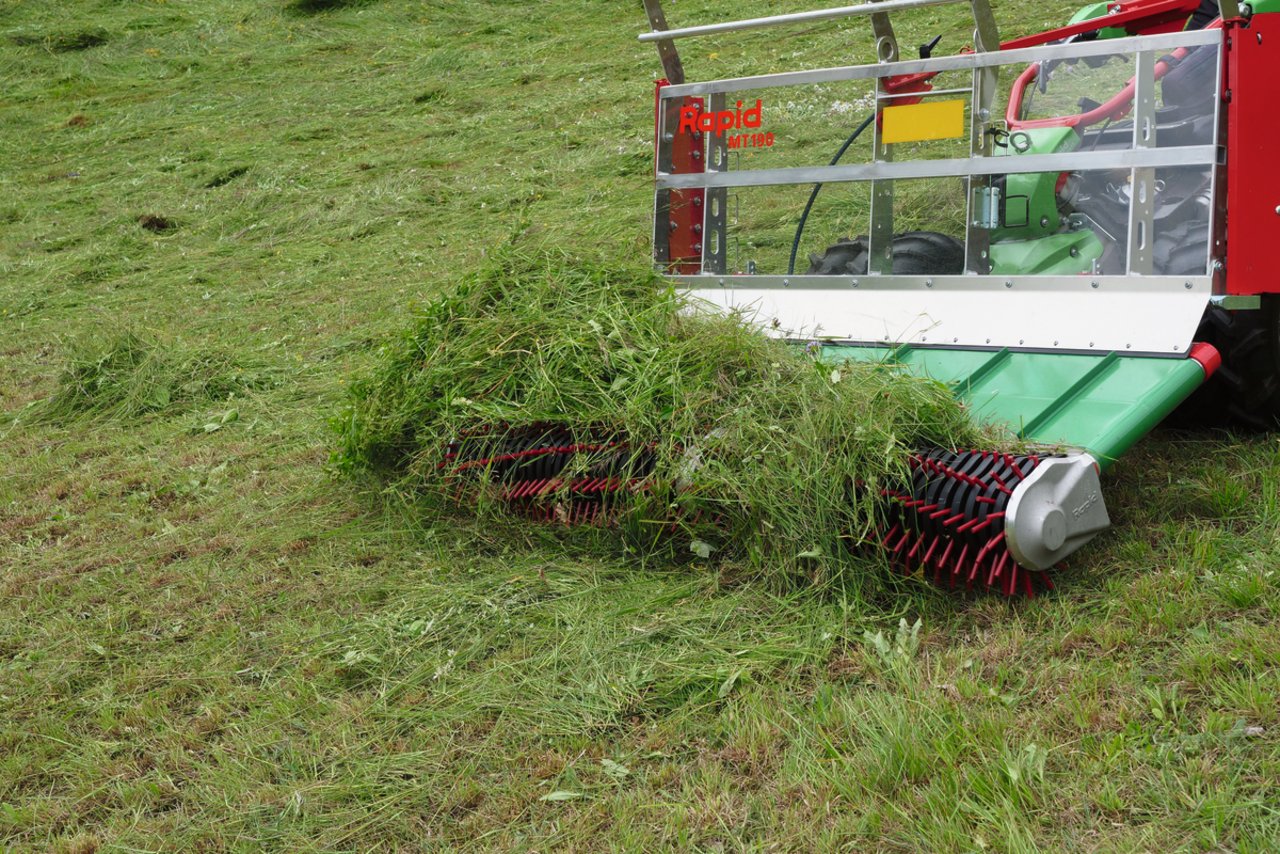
[[337, 251, 989, 587], [38, 330, 268, 421]]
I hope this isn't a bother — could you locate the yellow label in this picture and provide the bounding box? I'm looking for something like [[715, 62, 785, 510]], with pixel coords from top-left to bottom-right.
[[881, 99, 967, 145]]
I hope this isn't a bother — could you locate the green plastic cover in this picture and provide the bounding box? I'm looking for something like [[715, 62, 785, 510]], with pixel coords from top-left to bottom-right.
[[819, 346, 1208, 470]]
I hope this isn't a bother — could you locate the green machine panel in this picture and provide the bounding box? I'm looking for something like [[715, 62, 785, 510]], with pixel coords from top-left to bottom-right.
[[820, 346, 1211, 470]]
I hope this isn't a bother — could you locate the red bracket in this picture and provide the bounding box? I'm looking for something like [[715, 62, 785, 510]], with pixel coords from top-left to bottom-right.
[[655, 80, 705, 275], [880, 71, 937, 114]]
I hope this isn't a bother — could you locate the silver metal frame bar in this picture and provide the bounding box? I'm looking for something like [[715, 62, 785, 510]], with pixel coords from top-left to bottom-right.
[[659, 29, 1221, 98], [638, 0, 968, 42], [678, 274, 1212, 291], [658, 145, 1218, 190]]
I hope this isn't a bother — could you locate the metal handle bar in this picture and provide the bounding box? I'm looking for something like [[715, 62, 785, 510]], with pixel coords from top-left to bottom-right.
[[638, 0, 969, 42]]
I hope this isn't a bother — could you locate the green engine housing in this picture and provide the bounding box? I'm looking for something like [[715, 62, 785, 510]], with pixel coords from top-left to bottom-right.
[[988, 127, 1103, 275]]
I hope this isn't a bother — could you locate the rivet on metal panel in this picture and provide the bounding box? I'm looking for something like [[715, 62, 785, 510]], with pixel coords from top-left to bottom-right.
[[783, 279, 790, 287], [925, 279, 934, 288], [718, 278, 725, 286], [1184, 281, 1193, 289], [850, 279, 860, 288], [1091, 281, 1100, 289], [1005, 280, 1013, 289]]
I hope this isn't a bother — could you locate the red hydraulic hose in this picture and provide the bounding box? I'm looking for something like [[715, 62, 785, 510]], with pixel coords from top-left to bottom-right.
[[1006, 18, 1223, 131]]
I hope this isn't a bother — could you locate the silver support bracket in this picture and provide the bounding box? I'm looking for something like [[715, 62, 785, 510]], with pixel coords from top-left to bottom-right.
[[642, 0, 686, 84], [1128, 51, 1157, 275], [868, 2, 898, 276], [970, 0, 999, 53], [704, 93, 729, 275]]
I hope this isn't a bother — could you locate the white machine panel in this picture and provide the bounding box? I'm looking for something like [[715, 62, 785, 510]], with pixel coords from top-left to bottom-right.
[[683, 275, 1212, 355]]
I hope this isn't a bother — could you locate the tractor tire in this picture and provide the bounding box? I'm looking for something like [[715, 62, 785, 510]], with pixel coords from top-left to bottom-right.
[[806, 231, 966, 276], [1173, 296, 1280, 429]]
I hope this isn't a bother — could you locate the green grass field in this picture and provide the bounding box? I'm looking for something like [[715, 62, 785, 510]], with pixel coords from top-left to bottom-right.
[[2, 0, 1278, 850]]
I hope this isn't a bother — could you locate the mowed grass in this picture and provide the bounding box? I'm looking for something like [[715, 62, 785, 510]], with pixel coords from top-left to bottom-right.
[[0, 0, 1277, 850]]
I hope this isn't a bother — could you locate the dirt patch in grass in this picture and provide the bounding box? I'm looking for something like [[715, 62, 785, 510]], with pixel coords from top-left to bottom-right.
[[9, 28, 108, 51], [11, 28, 109, 52], [137, 214, 178, 233], [286, 0, 384, 15]]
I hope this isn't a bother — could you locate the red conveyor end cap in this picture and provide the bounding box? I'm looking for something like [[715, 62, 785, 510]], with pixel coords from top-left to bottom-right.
[[1189, 342, 1223, 379]]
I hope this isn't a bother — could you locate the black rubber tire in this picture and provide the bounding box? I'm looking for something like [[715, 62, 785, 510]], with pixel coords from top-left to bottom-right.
[[1172, 296, 1280, 430], [806, 231, 966, 276], [806, 236, 868, 275]]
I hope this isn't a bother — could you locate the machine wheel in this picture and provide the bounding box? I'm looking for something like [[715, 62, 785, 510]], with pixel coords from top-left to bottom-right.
[[1175, 297, 1280, 429], [806, 231, 966, 276]]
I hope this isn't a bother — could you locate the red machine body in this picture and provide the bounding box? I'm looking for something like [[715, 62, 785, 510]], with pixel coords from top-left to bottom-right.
[[1224, 12, 1280, 295]]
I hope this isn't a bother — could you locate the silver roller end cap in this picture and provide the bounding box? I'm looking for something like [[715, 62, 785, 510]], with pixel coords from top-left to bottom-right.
[[1005, 454, 1111, 572]]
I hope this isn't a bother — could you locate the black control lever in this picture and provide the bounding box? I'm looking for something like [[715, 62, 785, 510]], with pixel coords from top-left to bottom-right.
[[919, 34, 943, 59]]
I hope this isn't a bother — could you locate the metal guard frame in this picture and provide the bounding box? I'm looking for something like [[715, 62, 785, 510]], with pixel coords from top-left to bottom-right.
[[649, 25, 1225, 357]]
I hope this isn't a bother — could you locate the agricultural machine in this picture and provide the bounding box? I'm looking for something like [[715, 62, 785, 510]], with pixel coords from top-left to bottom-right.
[[451, 0, 1280, 596]]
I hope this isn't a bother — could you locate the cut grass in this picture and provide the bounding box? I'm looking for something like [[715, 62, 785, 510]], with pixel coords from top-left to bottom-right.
[[337, 249, 982, 587], [35, 330, 270, 422], [0, 0, 1277, 851]]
